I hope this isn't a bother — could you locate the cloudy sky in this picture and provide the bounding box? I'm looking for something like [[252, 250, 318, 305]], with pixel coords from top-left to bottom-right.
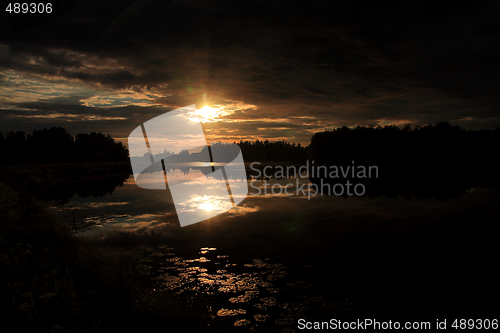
[[1, 0, 499, 145]]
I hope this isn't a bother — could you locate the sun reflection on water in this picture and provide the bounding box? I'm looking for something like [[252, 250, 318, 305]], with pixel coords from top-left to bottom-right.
[[180, 194, 231, 213], [138, 246, 368, 331]]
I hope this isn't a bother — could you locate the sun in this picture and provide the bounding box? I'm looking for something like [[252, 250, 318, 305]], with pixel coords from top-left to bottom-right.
[[196, 105, 219, 123]]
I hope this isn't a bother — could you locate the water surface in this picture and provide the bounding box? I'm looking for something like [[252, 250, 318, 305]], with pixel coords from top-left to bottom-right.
[[44, 164, 500, 328]]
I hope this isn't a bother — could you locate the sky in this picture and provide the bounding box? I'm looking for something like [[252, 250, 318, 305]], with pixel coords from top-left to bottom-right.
[[1, 0, 499, 145]]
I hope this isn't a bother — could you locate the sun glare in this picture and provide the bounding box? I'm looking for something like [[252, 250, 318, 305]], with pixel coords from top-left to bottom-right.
[[196, 105, 219, 123]]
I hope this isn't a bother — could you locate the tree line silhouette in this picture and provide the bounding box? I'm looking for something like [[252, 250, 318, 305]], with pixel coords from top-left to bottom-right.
[[0, 127, 129, 164], [309, 122, 500, 199], [3, 122, 499, 202], [0, 127, 310, 166], [131, 139, 309, 169], [236, 140, 308, 162]]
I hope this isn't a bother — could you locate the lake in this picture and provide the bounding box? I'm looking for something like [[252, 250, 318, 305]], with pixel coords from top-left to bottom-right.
[[42, 164, 500, 331]]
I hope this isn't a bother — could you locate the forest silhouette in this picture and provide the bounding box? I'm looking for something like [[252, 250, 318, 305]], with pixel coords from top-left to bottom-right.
[[236, 140, 307, 162], [0, 127, 309, 165], [2, 123, 500, 201], [309, 122, 500, 199], [0, 127, 129, 164]]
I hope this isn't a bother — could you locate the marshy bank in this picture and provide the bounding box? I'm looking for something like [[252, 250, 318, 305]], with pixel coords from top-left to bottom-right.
[[0, 164, 208, 333]]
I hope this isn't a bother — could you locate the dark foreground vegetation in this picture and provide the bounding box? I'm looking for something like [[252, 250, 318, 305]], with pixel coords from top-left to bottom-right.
[[0, 170, 207, 332]]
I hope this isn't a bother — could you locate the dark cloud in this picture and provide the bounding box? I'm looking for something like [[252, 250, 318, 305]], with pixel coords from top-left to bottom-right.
[[1, 0, 500, 142]]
